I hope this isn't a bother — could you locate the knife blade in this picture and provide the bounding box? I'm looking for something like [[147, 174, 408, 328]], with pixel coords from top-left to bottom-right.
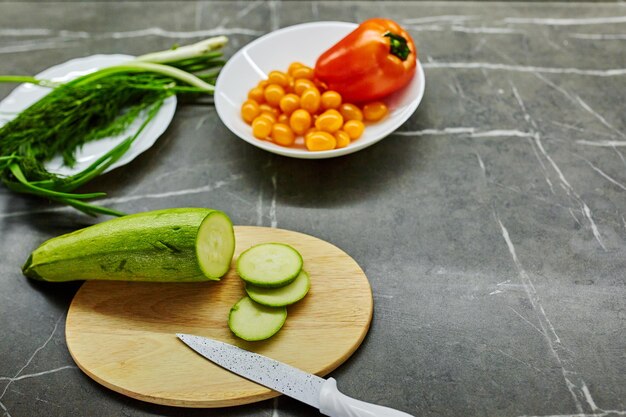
[[177, 333, 415, 417]]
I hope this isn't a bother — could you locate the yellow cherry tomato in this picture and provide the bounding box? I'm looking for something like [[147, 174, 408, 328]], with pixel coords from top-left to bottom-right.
[[305, 131, 337, 151], [300, 87, 321, 114], [258, 104, 279, 119], [342, 120, 365, 140], [321, 90, 342, 109], [363, 101, 388, 122], [334, 130, 351, 148], [339, 103, 363, 121], [291, 65, 314, 80], [268, 71, 291, 88], [315, 109, 344, 133], [279, 93, 300, 115], [241, 99, 260, 124], [277, 113, 289, 124], [257, 79, 269, 88], [289, 109, 312, 135], [272, 123, 296, 146], [294, 79, 316, 96], [288, 62, 305, 76], [258, 113, 276, 124], [252, 116, 273, 140], [248, 86, 265, 103], [264, 84, 285, 107]]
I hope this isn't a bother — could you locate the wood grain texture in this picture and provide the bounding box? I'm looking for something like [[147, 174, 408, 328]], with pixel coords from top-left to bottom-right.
[[65, 226, 373, 408]]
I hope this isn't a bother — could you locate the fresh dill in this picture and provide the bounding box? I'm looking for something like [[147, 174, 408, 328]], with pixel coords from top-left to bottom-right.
[[0, 37, 228, 216]]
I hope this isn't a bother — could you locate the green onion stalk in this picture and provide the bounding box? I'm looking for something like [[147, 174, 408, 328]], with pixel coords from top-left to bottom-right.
[[0, 36, 228, 216]]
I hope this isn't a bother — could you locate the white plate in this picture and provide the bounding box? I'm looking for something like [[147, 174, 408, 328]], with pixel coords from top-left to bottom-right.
[[214, 21, 425, 159], [0, 54, 177, 176]]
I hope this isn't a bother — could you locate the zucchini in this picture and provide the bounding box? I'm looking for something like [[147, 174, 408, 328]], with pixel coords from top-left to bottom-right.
[[246, 270, 310, 307], [236, 243, 303, 287], [22, 208, 235, 282], [228, 296, 287, 341]]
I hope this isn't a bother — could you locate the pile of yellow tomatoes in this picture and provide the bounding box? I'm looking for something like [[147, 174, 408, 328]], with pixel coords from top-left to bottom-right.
[[241, 62, 388, 152]]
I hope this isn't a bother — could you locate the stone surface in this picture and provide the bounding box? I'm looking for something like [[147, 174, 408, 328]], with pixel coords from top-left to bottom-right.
[[0, 2, 625, 417]]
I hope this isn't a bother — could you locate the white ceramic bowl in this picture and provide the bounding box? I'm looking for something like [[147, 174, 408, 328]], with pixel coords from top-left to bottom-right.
[[214, 21, 425, 159]]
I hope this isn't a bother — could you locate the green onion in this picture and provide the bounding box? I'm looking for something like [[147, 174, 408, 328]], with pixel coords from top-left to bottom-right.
[[0, 36, 228, 216]]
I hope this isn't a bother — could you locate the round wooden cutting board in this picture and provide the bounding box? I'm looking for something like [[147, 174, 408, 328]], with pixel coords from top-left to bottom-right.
[[65, 226, 373, 408]]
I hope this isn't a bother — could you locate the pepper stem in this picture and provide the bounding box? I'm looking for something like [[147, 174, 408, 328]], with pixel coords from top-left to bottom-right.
[[383, 31, 410, 61]]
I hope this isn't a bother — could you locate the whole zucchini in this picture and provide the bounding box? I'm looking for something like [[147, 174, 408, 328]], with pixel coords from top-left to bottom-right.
[[22, 208, 235, 282]]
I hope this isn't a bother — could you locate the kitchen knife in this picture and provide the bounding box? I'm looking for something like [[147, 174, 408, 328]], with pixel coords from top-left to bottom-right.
[[177, 333, 415, 417]]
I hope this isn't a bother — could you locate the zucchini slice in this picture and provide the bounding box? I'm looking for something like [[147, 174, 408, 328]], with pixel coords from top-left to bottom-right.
[[246, 270, 310, 307], [236, 243, 303, 288], [228, 296, 287, 341], [196, 211, 236, 279]]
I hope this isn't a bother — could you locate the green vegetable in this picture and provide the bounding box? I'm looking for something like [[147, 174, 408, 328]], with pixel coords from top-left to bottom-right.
[[0, 37, 228, 216], [229, 243, 311, 341], [246, 270, 311, 307], [236, 243, 303, 288], [228, 296, 287, 341], [22, 208, 235, 282]]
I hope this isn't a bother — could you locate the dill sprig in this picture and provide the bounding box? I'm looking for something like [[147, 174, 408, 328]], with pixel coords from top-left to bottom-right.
[[0, 36, 228, 216]]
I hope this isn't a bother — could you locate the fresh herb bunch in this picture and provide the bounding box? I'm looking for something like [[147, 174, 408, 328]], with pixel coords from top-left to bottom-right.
[[0, 36, 228, 216]]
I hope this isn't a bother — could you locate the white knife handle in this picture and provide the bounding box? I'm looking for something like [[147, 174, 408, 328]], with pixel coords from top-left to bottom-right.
[[319, 378, 415, 417]]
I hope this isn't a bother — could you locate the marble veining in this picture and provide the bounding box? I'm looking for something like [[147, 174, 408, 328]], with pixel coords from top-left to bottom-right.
[[0, 2, 624, 417], [421, 62, 626, 77]]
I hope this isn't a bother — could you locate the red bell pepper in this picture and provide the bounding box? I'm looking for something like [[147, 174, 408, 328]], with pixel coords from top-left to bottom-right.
[[314, 18, 417, 103]]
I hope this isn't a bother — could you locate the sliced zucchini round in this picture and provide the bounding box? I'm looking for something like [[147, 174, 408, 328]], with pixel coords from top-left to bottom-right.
[[228, 296, 287, 341], [246, 270, 310, 307], [196, 210, 236, 279], [236, 243, 303, 288]]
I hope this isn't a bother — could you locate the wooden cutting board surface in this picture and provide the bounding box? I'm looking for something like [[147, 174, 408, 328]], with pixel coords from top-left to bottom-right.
[[65, 226, 373, 408]]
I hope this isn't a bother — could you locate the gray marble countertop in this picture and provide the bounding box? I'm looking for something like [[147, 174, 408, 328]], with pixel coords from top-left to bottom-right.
[[1, 1, 625, 417]]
